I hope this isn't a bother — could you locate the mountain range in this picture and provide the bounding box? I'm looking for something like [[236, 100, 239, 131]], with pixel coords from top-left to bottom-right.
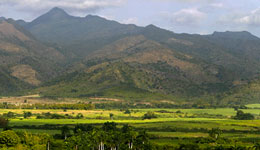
[[0, 7, 259, 105]]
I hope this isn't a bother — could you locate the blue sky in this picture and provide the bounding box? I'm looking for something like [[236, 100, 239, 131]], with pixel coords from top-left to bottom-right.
[[1, 0, 260, 36]]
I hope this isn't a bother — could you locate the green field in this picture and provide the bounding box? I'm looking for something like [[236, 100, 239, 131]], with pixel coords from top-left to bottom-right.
[[0, 106, 259, 149], [246, 104, 260, 109]]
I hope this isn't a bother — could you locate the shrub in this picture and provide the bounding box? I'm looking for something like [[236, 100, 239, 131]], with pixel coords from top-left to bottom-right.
[[124, 109, 131, 114], [0, 117, 9, 128], [143, 112, 157, 119], [179, 143, 200, 150], [0, 130, 20, 147], [76, 113, 84, 119], [234, 110, 254, 120], [176, 110, 182, 113], [23, 111, 32, 119]]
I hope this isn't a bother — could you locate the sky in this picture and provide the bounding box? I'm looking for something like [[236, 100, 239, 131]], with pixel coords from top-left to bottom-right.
[[1, 0, 260, 36]]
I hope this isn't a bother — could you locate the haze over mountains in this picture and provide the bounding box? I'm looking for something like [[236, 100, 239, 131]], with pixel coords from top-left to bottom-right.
[[0, 7, 260, 105]]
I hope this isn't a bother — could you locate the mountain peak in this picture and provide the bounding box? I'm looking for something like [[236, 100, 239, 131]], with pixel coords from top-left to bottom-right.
[[46, 7, 69, 17], [212, 31, 259, 40], [26, 7, 71, 27], [49, 7, 66, 13], [145, 24, 158, 29]]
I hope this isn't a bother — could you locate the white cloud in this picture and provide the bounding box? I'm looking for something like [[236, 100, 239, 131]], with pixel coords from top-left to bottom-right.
[[210, 3, 224, 8], [234, 8, 260, 26], [0, 0, 126, 14], [163, 8, 206, 26], [122, 17, 138, 24]]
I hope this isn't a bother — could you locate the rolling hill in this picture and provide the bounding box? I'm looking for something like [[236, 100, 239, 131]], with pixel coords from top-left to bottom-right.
[[37, 35, 234, 102]]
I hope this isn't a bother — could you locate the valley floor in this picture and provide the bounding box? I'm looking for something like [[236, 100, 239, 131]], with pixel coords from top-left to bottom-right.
[[0, 107, 259, 149]]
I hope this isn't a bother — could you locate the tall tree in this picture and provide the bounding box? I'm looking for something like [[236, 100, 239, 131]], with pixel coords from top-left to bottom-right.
[[61, 125, 70, 139]]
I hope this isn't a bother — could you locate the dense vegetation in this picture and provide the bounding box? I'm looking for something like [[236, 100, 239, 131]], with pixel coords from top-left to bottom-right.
[[0, 122, 153, 150]]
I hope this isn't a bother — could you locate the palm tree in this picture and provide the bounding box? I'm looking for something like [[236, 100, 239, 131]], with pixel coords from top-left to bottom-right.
[[253, 143, 260, 150], [61, 125, 70, 140], [209, 128, 222, 140], [122, 124, 137, 149], [134, 130, 150, 150], [106, 130, 120, 150], [93, 129, 106, 150]]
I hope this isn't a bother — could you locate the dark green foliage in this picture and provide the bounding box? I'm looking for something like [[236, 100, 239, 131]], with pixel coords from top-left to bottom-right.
[[73, 124, 94, 134], [0, 130, 20, 147], [102, 122, 117, 132], [3, 111, 16, 118], [16, 131, 51, 149], [61, 125, 70, 139], [124, 109, 131, 114], [76, 113, 84, 119], [109, 113, 114, 120], [36, 113, 69, 119], [65, 122, 153, 150], [23, 111, 32, 118], [0, 103, 94, 110], [209, 128, 222, 140], [176, 110, 182, 113], [49, 139, 66, 150], [0, 121, 257, 149], [178, 143, 200, 150], [234, 110, 254, 120], [143, 111, 157, 119], [253, 143, 260, 150], [0, 117, 9, 128]]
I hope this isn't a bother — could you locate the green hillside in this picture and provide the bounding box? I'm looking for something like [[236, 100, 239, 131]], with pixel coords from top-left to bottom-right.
[[0, 19, 65, 95], [221, 77, 260, 105], [0, 67, 31, 95], [36, 36, 233, 102]]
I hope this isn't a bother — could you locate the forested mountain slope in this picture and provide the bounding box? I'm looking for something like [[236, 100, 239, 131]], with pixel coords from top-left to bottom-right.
[[0, 7, 258, 104]]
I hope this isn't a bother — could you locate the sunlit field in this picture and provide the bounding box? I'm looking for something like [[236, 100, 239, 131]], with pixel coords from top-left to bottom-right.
[[0, 106, 257, 149]]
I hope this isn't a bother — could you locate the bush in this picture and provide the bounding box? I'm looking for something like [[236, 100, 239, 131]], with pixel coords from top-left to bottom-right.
[[143, 112, 157, 119], [234, 110, 254, 120], [0, 130, 20, 147], [23, 111, 32, 119], [0, 117, 9, 128], [76, 113, 84, 119], [179, 143, 200, 150], [124, 109, 131, 114]]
